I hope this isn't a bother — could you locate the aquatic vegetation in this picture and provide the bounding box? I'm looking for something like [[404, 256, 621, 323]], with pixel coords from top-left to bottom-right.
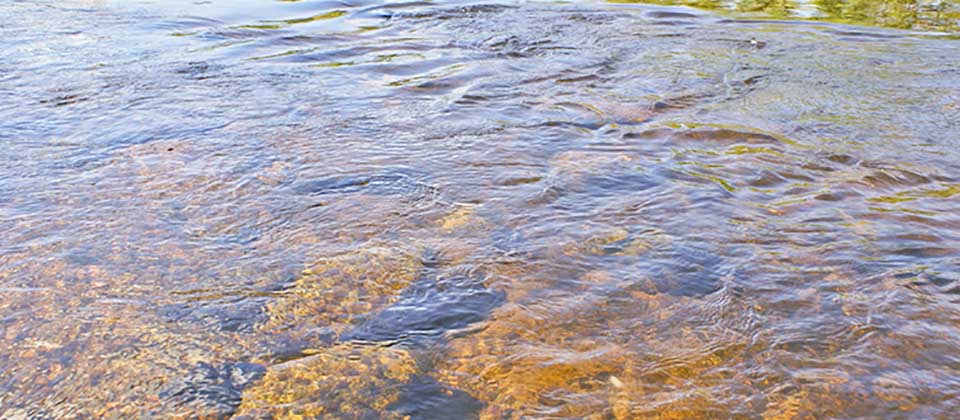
[[610, 0, 960, 31]]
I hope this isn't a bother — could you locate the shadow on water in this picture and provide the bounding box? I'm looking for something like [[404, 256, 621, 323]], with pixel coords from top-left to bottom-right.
[[343, 275, 506, 344], [292, 167, 440, 204]]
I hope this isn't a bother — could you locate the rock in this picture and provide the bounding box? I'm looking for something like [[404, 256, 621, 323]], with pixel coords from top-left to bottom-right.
[[435, 300, 637, 418], [558, 227, 670, 258], [258, 244, 424, 341], [234, 343, 418, 419], [438, 205, 482, 233]]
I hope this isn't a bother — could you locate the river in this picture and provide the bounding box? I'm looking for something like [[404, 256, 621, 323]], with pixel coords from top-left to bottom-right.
[[1, 0, 959, 418]]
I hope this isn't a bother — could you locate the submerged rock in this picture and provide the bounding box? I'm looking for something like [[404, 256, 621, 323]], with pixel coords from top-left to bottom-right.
[[434, 288, 763, 419], [558, 226, 669, 258], [234, 343, 418, 419], [257, 244, 424, 348], [435, 300, 641, 419], [548, 150, 635, 182], [437, 205, 484, 233]]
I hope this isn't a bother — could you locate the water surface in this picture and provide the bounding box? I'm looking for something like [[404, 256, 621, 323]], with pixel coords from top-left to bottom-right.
[[1, 0, 959, 418]]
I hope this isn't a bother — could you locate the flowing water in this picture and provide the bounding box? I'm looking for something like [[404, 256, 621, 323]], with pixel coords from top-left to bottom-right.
[[2, 0, 960, 418]]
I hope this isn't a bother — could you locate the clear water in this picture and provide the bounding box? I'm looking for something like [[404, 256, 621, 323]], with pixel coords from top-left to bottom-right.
[[1, 0, 959, 418]]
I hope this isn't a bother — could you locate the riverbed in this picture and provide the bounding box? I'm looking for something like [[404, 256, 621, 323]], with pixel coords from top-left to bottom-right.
[[1, 0, 959, 418]]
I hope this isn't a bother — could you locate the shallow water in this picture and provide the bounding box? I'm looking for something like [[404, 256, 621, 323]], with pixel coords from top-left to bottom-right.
[[1, 0, 959, 418], [615, 0, 960, 31]]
